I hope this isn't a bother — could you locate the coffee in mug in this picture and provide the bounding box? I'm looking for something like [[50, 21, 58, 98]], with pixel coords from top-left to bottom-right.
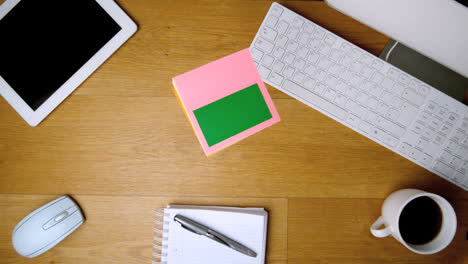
[[370, 189, 457, 254]]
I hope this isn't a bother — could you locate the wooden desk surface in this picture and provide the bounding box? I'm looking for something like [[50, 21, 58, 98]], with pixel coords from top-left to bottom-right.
[[0, 1, 467, 263]]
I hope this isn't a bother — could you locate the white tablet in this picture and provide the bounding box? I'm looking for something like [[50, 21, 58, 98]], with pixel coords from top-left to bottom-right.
[[0, 0, 137, 126]]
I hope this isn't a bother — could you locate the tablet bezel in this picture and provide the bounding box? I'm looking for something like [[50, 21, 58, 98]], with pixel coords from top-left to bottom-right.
[[0, 0, 137, 126]]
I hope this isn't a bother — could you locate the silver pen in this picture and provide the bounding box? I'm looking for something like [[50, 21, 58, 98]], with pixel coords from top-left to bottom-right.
[[174, 214, 257, 258]]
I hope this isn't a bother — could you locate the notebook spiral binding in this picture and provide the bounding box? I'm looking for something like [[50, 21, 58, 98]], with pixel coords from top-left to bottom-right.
[[152, 209, 170, 264]]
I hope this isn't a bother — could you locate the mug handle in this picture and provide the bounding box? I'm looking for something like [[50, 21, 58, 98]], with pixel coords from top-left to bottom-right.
[[370, 216, 392, 238]]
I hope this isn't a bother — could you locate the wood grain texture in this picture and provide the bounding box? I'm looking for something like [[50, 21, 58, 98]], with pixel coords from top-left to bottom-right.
[[288, 198, 468, 264], [0, 0, 466, 263]]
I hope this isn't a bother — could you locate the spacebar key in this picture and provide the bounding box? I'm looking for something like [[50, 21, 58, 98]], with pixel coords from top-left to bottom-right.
[[283, 80, 348, 120]]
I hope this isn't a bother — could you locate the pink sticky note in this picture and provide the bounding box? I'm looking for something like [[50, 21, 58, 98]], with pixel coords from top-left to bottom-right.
[[173, 48, 280, 156]]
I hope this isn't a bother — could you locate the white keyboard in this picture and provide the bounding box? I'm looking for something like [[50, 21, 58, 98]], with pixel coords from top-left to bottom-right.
[[251, 3, 468, 190]]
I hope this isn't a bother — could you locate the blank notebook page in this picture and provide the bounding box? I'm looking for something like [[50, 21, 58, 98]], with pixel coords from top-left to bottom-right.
[[163, 207, 267, 264]]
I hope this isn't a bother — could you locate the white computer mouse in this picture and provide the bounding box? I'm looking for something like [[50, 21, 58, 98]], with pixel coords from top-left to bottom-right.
[[12, 195, 85, 258]]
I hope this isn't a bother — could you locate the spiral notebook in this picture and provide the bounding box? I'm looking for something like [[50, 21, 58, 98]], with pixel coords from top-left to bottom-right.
[[152, 205, 268, 264]]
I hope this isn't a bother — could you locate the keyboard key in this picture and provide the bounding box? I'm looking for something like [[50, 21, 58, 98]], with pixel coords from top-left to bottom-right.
[[334, 93, 347, 106], [260, 26, 278, 41], [292, 71, 306, 84], [371, 72, 384, 84], [433, 161, 455, 177], [449, 157, 462, 168], [255, 38, 274, 53], [312, 68, 327, 82], [445, 141, 459, 153], [317, 57, 333, 70], [261, 55, 275, 67], [366, 111, 378, 124], [432, 134, 446, 145], [436, 107, 449, 120], [286, 40, 299, 52], [283, 80, 348, 120], [366, 97, 379, 109], [447, 113, 459, 125], [424, 101, 438, 113], [297, 47, 309, 59], [298, 33, 311, 45], [293, 58, 306, 70], [360, 66, 374, 79], [392, 83, 405, 96], [257, 65, 271, 79], [420, 153, 433, 166], [456, 146, 468, 158], [387, 68, 399, 79], [272, 60, 285, 73], [372, 60, 383, 70], [369, 86, 383, 97], [438, 123, 453, 137], [276, 34, 288, 47], [314, 83, 327, 95], [286, 27, 300, 39], [250, 47, 263, 62], [303, 22, 315, 33], [307, 52, 320, 64], [360, 54, 373, 65], [324, 33, 336, 46], [269, 72, 284, 85], [376, 116, 406, 138], [277, 20, 289, 34], [304, 64, 317, 76], [398, 102, 418, 127], [303, 78, 316, 91], [334, 81, 348, 94], [381, 78, 394, 90], [402, 89, 425, 106], [398, 142, 411, 155], [273, 46, 285, 59], [355, 92, 369, 105], [418, 84, 430, 95], [409, 148, 422, 160], [313, 28, 325, 39], [266, 15, 279, 27], [328, 63, 345, 76], [412, 122, 424, 135], [317, 42, 331, 55], [284, 52, 295, 64], [369, 127, 386, 141], [385, 108, 400, 120], [346, 114, 361, 127], [376, 102, 389, 115], [390, 97, 403, 109], [359, 121, 373, 134], [323, 88, 337, 102], [398, 73, 410, 85], [292, 16, 304, 28], [340, 42, 352, 53], [271, 5, 283, 17], [329, 49, 344, 62], [324, 74, 338, 87], [415, 138, 429, 150], [309, 38, 321, 50], [283, 66, 295, 78], [346, 87, 359, 99], [350, 61, 364, 73], [340, 55, 353, 67]]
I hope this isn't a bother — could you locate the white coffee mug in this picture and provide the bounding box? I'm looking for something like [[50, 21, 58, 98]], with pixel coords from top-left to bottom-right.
[[370, 189, 457, 254]]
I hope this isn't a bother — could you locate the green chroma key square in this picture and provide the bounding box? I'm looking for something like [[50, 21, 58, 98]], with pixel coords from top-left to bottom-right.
[[193, 83, 273, 147]]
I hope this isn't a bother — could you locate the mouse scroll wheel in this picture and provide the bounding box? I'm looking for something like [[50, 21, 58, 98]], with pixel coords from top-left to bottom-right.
[[54, 211, 69, 222]]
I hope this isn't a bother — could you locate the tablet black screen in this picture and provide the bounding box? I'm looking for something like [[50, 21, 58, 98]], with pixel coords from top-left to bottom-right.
[[0, 0, 121, 110]]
